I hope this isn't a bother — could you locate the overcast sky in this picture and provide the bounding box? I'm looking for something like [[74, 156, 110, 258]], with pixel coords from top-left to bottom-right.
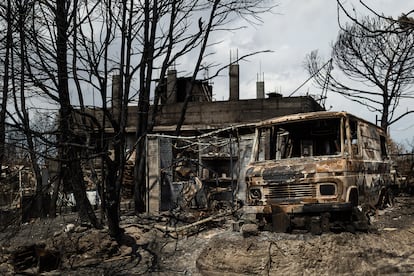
[[207, 0, 414, 148]]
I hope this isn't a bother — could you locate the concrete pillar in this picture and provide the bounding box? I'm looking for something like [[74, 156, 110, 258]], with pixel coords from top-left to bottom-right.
[[146, 136, 160, 214], [229, 63, 239, 101], [256, 81, 265, 99], [166, 69, 177, 104]]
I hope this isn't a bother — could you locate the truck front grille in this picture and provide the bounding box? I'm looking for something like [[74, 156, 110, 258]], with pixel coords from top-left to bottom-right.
[[264, 183, 316, 200]]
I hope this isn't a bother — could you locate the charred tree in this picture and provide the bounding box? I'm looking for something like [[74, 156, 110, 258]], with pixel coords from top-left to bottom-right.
[[55, 0, 100, 227], [133, 0, 157, 213], [306, 16, 414, 133], [0, 0, 12, 174], [175, 0, 219, 136], [15, 1, 45, 217]]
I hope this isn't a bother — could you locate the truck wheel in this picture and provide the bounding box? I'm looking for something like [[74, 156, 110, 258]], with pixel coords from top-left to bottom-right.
[[349, 189, 358, 207], [271, 205, 290, 233], [272, 212, 290, 233]]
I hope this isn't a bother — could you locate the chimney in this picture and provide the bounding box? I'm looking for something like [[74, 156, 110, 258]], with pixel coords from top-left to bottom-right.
[[229, 63, 240, 101], [112, 74, 122, 119], [166, 69, 177, 104], [256, 72, 265, 99], [229, 50, 239, 101]]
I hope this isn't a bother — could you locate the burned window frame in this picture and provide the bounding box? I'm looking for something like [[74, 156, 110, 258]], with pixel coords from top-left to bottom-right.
[[345, 118, 361, 157], [253, 118, 343, 161]]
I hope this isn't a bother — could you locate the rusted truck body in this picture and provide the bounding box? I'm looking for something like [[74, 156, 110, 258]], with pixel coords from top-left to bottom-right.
[[245, 111, 391, 231]]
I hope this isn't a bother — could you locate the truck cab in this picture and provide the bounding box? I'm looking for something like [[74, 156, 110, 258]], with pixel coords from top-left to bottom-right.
[[244, 111, 391, 232]]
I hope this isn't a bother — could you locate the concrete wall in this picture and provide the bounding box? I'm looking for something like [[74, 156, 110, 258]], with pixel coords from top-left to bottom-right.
[[84, 96, 323, 134], [150, 96, 323, 131]]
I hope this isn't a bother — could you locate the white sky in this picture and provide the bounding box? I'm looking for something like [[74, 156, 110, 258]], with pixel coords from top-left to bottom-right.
[[206, 0, 414, 148]]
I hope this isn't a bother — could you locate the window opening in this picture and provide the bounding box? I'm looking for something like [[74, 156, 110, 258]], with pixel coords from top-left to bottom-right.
[[255, 118, 341, 161]]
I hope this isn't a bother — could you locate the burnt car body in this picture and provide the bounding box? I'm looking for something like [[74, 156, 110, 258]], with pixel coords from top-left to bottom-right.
[[245, 111, 391, 230]]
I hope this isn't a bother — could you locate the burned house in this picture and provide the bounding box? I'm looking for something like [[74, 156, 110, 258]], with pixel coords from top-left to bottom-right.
[[75, 62, 324, 213]]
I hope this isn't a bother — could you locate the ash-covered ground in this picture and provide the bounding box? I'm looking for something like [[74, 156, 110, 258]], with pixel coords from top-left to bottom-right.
[[1, 196, 414, 275]]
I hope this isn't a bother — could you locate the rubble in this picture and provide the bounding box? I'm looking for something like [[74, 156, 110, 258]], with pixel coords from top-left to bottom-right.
[[0, 196, 413, 275]]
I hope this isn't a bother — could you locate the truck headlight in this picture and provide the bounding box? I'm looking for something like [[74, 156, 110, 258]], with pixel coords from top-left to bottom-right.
[[250, 188, 262, 199], [319, 183, 336, 196]]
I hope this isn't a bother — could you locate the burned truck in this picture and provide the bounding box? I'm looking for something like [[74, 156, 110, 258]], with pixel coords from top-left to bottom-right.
[[244, 111, 391, 232]]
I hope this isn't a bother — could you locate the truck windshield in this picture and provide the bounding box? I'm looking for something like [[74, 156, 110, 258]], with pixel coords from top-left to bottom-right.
[[256, 118, 342, 161]]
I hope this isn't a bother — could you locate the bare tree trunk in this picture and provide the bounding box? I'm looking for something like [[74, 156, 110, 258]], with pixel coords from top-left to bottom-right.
[[49, 174, 60, 217], [103, 0, 136, 238], [15, 1, 46, 218], [56, 0, 100, 227], [148, 1, 177, 132], [104, 156, 122, 237], [134, 140, 146, 213], [381, 92, 390, 134], [134, 0, 158, 213], [175, 0, 219, 136], [0, 0, 12, 175]]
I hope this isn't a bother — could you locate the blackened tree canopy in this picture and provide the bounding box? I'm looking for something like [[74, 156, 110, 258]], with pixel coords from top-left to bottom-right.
[[306, 16, 414, 133]]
